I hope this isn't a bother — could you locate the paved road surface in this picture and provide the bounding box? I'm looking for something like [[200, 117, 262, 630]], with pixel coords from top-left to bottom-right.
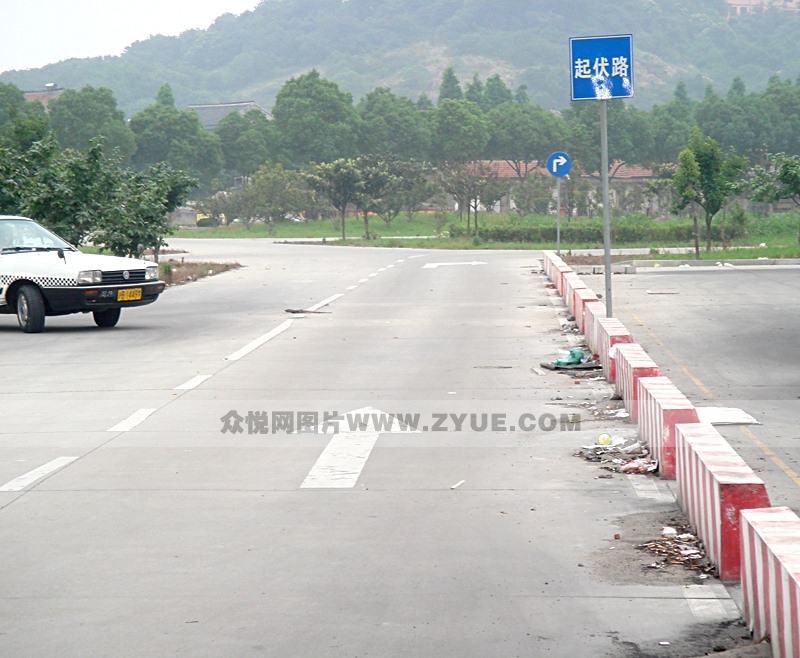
[[0, 242, 751, 657], [581, 264, 800, 512]]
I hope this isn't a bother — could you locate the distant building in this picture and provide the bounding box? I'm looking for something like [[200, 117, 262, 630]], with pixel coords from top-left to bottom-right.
[[23, 83, 65, 107], [726, 0, 800, 16], [186, 101, 270, 130], [474, 160, 656, 215]]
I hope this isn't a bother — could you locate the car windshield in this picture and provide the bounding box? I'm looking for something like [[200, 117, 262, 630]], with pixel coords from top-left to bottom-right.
[[0, 219, 75, 253]]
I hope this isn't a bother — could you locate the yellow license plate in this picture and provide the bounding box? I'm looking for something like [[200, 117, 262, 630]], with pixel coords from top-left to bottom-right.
[[117, 288, 142, 301]]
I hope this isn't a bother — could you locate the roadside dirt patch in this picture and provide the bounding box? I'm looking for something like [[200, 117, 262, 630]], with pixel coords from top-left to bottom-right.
[[560, 254, 634, 266], [160, 259, 241, 286]]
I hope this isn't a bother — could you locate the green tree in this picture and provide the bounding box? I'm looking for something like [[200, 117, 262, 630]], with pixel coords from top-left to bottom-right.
[[510, 171, 553, 216], [95, 163, 197, 257], [760, 76, 800, 157], [357, 87, 429, 159], [437, 161, 500, 237], [393, 159, 437, 223], [513, 85, 530, 105], [563, 99, 653, 173], [751, 153, 800, 242], [416, 94, 434, 110], [437, 67, 463, 103], [0, 82, 50, 152], [487, 103, 566, 178], [215, 108, 279, 176], [483, 74, 513, 111], [464, 74, 485, 107], [693, 81, 769, 163], [431, 99, 490, 164], [352, 154, 402, 238], [672, 147, 702, 258], [272, 70, 360, 166], [129, 85, 223, 187], [48, 86, 136, 161], [650, 82, 697, 164], [249, 162, 308, 224], [206, 179, 264, 228], [304, 158, 362, 240], [672, 128, 746, 254], [20, 140, 121, 246]]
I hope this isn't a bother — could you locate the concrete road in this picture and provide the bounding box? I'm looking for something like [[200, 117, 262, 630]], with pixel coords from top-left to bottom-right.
[[582, 264, 800, 511], [0, 242, 748, 657]]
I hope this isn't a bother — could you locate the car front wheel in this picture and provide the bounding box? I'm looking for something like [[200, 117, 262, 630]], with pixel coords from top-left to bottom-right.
[[93, 308, 121, 328], [16, 284, 46, 333]]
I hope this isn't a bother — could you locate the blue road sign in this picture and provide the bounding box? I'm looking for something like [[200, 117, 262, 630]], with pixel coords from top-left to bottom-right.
[[570, 34, 633, 101], [546, 151, 572, 177]]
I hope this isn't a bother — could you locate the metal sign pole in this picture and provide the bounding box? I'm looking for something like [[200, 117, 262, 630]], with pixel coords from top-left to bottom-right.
[[600, 99, 613, 317], [556, 176, 561, 256]]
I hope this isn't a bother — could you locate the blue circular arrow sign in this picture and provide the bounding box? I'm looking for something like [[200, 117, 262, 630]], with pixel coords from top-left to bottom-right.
[[546, 151, 572, 177]]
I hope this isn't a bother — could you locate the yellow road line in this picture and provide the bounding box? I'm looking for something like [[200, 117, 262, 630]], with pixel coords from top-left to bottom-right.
[[626, 310, 715, 398], [625, 307, 800, 488], [741, 426, 800, 488]]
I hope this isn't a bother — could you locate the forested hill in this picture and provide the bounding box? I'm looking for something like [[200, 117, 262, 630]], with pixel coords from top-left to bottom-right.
[[3, 0, 800, 116]]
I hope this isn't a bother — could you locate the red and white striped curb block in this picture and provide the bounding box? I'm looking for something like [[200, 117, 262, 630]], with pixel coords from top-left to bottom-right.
[[675, 422, 771, 581], [573, 288, 599, 332], [582, 301, 606, 354], [562, 272, 587, 315], [637, 376, 699, 479], [554, 263, 573, 296], [596, 317, 633, 383], [741, 506, 800, 657], [613, 343, 660, 421], [540, 251, 572, 296], [541, 250, 562, 279]]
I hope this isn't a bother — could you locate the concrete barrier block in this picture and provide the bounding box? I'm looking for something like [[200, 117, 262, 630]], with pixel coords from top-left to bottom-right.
[[741, 507, 800, 657], [675, 423, 771, 581], [562, 272, 587, 315], [554, 264, 573, 297], [596, 317, 633, 383], [637, 376, 698, 478], [613, 343, 660, 421], [582, 301, 606, 354], [573, 288, 599, 332]]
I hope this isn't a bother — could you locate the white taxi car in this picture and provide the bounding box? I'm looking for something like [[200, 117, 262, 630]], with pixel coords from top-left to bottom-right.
[[0, 215, 165, 333]]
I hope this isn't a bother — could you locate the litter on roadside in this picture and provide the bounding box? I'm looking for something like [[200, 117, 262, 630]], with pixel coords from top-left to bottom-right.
[[576, 435, 655, 474], [555, 348, 585, 366], [618, 457, 658, 473], [636, 524, 714, 574], [541, 348, 602, 371]]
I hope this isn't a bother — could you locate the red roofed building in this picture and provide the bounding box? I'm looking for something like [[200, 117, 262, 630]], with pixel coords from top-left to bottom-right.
[[471, 160, 657, 215], [23, 83, 65, 107]]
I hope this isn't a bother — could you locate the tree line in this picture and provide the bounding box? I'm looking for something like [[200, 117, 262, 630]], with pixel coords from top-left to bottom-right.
[[2, 67, 800, 255]]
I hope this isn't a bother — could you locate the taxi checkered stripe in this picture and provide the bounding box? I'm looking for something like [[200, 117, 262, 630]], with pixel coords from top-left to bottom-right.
[[0, 274, 77, 287]]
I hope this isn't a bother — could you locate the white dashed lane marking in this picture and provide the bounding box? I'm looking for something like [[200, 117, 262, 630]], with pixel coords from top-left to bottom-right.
[[225, 320, 294, 361], [175, 375, 212, 390], [0, 457, 79, 492], [107, 408, 157, 432]]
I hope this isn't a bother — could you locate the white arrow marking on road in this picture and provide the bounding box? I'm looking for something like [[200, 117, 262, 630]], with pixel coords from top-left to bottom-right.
[[300, 431, 381, 489], [423, 261, 487, 269], [550, 155, 567, 173], [300, 407, 418, 489]]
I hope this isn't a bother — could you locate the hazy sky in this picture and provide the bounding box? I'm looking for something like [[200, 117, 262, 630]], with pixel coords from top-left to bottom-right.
[[1, 0, 260, 73]]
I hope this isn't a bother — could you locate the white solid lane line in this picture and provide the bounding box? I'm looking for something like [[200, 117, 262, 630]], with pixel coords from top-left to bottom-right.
[[0, 457, 79, 492]]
